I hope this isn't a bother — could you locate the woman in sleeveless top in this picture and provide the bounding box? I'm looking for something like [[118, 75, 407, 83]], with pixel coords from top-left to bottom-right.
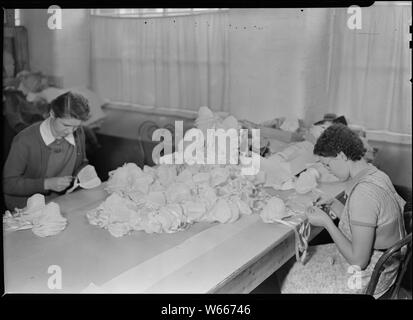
[[277, 124, 406, 297]]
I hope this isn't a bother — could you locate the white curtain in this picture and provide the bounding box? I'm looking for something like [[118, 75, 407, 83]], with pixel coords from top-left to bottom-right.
[[326, 4, 411, 134], [90, 12, 229, 112]]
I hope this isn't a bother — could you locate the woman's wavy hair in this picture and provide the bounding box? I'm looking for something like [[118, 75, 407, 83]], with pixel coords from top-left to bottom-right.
[[313, 123, 366, 161], [50, 91, 90, 121]]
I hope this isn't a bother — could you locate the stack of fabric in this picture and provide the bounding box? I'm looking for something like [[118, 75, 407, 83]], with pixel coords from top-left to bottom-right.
[[194, 106, 240, 136], [194, 106, 217, 135], [86, 162, 266, 237], [3, 194, 67, 237], [31, 202, 67, 237]]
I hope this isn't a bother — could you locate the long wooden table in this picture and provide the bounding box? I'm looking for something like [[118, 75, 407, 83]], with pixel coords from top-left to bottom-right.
[[3, 181, 345, 293]]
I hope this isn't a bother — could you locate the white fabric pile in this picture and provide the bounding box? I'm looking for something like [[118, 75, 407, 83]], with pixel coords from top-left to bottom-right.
[[85, 106, 339, 238], [66, 165, 102, 194], [259, 154, 293, 189], [3, 194, 67, 237], [195, 106, 240, 137], [294, 167, 320, 194], [31, 202, 67, 237], [106, 163, 155, 196], [260, 197, 291, 223], [86, 193, 187, 237], [279, 117, 300, 132], [256, 140, 321, 191], [86, 162, 264, 237]]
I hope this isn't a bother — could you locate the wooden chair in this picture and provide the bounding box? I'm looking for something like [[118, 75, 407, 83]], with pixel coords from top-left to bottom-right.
[[365, 211, 412, 299]]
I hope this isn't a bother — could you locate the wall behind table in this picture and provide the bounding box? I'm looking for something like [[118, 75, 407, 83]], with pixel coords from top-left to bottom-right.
[[227, 8, 331, 125], [19, 8, 330, 124], [90, 105, 195, 180], [370, 140, 412, 192], [19, 9, 411, 190], [226, 9, 411, 191], [19, 9, 90, 88]]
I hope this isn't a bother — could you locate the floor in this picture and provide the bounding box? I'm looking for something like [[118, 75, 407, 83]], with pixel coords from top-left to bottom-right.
[[250, 228, 334, 294], [251, 229, 412, 298]]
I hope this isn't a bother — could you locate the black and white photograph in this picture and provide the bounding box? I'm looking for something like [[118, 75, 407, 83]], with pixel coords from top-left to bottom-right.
[[1, 2, 412, 304]]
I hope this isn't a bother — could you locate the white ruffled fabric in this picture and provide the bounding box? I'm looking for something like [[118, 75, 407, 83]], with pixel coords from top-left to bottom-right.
[[85, 107, 327, 238], [260, 197, 290, 223], [87, 160, 263, 236], [295, 168, 320, 194], [3, 194, 67, 237], [31, 202, 67, 237]]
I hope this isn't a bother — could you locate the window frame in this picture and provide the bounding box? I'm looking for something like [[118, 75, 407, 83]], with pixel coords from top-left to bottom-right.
[[90, 8, 228, 19]]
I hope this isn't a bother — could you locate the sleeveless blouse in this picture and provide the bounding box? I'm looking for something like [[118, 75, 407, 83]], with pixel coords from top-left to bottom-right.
[[338, 165, 406, 295]]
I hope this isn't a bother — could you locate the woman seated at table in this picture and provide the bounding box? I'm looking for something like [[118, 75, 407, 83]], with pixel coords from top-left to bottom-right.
[[3, 92, 90, 211], [276, 124, 406, 297]]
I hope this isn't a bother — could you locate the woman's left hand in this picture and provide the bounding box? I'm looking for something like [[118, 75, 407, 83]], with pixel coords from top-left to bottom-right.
[[305, 205, 331, 227]]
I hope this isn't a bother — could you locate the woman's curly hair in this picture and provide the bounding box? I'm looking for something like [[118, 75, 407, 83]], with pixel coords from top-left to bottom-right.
[[50, 91, 90, 121], [313, 124, 366, 161]]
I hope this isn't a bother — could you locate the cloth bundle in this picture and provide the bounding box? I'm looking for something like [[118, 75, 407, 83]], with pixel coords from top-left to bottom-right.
[[66, 165, 101, 194], [86, 193, 188, 237], [260, 197, 291, 222], [87, 161, 263, 237], [106, 163, 154, 196], [31, 202, 67, 237], [3, 194, 67, 237], [258, 193, 312, 264], [16, 71, 49, 96], [195, 106, 240, 137], [294, 167, 320, 194]]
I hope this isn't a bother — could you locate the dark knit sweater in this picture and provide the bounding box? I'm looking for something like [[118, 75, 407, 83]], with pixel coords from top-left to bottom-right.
[[3, 122, 88, 210]]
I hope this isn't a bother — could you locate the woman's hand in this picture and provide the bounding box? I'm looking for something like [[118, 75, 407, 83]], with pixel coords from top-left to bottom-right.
[[314, 194, 345, 219], [305, 205, 332, 227], [44, 176, 73, 192], [313, 193, 335, 207]]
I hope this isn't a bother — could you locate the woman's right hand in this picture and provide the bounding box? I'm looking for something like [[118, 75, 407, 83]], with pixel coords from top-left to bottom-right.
[[313, 194, 335, 207], [44, 176, 73, 192], [305, 205, 332, 228], [314, 194, 344, 219]]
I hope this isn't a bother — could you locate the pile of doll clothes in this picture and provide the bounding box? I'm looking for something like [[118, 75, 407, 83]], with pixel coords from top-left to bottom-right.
[[66, 165, 102, 194], [3, 194, 67, 237], [87, 161, 267, 237], [194, 106, 240, 136]]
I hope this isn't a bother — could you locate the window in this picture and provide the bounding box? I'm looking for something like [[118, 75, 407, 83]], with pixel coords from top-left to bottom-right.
[[90, 8, 227, 18], [90, 8, 230, 111], [15, 9, 21, 26]]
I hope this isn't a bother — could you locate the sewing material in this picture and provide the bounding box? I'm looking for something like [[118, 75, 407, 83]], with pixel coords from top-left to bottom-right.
[[258, 192, 313, 264], [295, 167, 320, 194], [3, 194, 67, 237], [279, 117, 300, 132], [260, 154, 293, 188], [31, 202, 67, 237], [266, 216, 311, 264], [86, 162, 263, 236], [66, 165, 101, 194], [85, 106, 322, 248], [206, 198, 240, 223], [26, 193, 46, 212], [195, 106, 240, 137], [260, 197, 291, 222]]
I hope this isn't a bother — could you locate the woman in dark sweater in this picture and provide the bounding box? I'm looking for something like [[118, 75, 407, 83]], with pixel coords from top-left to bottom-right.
[[3, 92, 90, 210]]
